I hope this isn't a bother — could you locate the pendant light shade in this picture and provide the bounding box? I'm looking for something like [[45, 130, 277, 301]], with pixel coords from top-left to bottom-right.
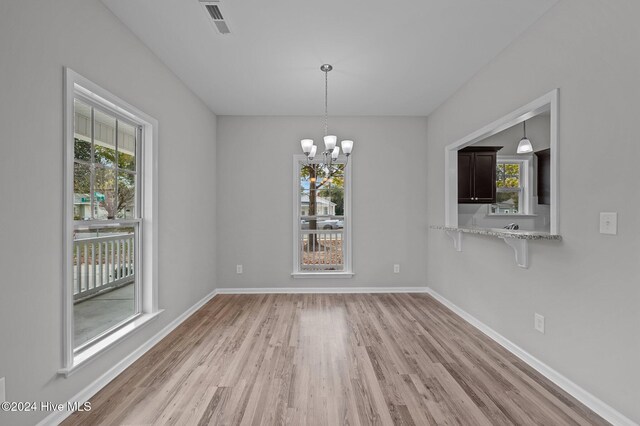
[[516, 137, 533, 154], [309, 145, 317, 160], [516, 120, 533, 154]]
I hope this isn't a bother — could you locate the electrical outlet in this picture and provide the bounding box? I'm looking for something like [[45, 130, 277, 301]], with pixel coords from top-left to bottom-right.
[[0, 377, 5, 402], [599, 212, 617, 235], [393, 264, 400, 273], [236, 264, 243, 274], [534, 313, 545, 334]]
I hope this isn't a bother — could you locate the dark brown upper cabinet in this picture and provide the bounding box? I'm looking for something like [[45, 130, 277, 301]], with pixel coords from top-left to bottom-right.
[[458, 147, 501, 204], [536, 148, 551, 205]]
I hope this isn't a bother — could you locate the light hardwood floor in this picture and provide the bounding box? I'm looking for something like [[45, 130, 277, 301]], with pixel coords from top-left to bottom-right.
[[63, 293, 608, 425]]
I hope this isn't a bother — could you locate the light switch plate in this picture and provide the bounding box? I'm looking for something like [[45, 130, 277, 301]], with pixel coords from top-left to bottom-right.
[[0, 377, 5, 402], [393, 264, 400, 273], [599, 212, 617, 235], [236, 264, 243, 274]]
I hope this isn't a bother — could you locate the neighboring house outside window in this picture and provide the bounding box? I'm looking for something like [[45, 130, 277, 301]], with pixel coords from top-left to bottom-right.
[[300, 195, 336, 217]]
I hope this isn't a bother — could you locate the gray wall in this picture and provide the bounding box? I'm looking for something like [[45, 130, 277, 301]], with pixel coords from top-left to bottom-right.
[[216, 116, 428, 289], [426, 0, 640, 422], [475, 113, 550, 154], [0, 1, 217, 425]]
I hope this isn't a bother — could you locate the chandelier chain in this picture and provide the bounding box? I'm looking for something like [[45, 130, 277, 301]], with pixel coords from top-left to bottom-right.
[[300, 64, 352, 167], [324, 69, 328, 136]]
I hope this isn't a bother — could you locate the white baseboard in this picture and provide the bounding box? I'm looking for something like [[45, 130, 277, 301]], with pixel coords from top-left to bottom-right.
[[38, 289, 218, 426], [215, 286, 429, 294], [424, 287, 637, 426]]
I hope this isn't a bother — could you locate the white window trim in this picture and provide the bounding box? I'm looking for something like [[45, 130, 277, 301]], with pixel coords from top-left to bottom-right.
[[291, 155, 353, 278], [488, 156, 534, 216], [60, 68, 160, 376]]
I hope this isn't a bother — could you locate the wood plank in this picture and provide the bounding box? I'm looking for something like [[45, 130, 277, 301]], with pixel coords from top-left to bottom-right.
[[63, 293, 609, 426]]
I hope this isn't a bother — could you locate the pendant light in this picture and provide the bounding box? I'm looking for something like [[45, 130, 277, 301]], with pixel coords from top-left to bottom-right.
[[516, 120, 533, 154]]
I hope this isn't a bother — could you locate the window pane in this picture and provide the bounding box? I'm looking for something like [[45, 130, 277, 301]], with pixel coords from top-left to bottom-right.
[[300, 163, 345, 217], [94, 167, 117, 220], [300, 188, 344, 217], [94, 109, 117, 168], [300, 164, 345, 188], [317, 187, 344, 215], [73, 226, 136, 348], [74, 162, 92, 220], [300, 190, 309, 216], [504, 163, 520, 176], [117, 171, 136, 219], [300, 217, 344, 230], [504, 176, 520, 188], [300, 230, 344, 271], [497, 162, 520, 188], [74, 100, 92, 162], [118, 121, 137, 171], [491, 191, 520, 214]]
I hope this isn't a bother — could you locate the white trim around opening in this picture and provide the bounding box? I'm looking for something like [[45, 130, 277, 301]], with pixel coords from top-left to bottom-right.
[[444, 89, 559, 235]]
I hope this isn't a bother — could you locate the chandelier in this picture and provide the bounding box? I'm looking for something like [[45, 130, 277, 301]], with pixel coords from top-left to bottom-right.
[[300, 64, 354, 166]]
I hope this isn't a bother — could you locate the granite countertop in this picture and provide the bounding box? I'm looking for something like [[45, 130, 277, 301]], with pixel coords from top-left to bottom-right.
[[430, 225, 562, 241]]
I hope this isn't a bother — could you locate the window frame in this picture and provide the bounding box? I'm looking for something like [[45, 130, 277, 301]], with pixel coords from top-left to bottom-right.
[[61, 68, 160, 376], [292, 155, 353, 278], [488, 155, 534, 216]]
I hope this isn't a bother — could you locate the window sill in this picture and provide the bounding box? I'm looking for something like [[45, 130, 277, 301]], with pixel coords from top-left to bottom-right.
[[58, 310, 163, 377], [292, 272, 355, 279]]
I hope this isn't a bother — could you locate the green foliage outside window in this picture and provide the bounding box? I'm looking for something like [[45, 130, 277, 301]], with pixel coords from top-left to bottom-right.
[[496, 163, 520, 188], [492, 162, 522, 214]]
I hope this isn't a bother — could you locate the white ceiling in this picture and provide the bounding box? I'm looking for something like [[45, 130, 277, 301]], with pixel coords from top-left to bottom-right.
[[101, 0, 558, 116]]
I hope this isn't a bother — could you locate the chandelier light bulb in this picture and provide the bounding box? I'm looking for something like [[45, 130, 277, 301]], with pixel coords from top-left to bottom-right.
[[341, 140, 353, 155], [301, 139, 314, 154], [331, 146, 340, 160], [324, 135, 337, 151]]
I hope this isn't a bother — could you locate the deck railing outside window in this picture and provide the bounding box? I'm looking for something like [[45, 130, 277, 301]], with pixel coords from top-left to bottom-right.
[[73, 233, 135, 302], [300, 229, 344, 271]]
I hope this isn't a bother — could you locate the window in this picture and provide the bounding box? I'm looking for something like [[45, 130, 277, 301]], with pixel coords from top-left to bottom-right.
[[62, 69, 159, 374], [489, 157, 532, 215], [72, 98, 141, 349], [292, 156, 352, 277]]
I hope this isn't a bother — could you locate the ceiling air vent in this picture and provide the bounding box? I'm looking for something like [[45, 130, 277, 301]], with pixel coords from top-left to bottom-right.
[[200, 1, 231, 34]]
